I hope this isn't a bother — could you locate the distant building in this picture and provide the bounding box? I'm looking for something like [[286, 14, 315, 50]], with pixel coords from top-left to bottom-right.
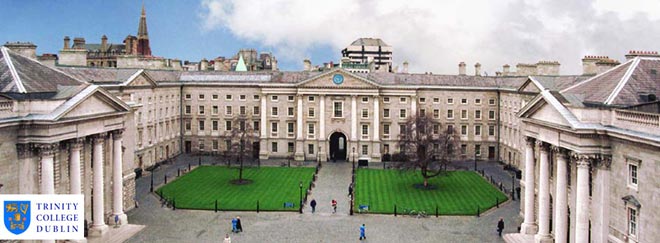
[[341, 38, 393, 72], [208, 49, 278, 72]]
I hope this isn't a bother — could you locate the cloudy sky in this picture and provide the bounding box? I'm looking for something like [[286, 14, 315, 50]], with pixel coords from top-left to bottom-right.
[[2, 0, 659, 75]]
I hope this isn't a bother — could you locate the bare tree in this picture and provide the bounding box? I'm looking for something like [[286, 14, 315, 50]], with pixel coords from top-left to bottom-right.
[[226, 114, 260, 183], [396, 114, 460, 187]]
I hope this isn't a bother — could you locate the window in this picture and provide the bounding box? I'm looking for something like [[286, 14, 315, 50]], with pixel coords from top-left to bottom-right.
[[239, 94, 246, 101], [400, 97, 407, 103], [362, 109, 369, 119], [253, 121, 259, 131], [475, 98, 481, 104], [489, 110, 495, 120], [461, 98, 467, 104], [447, 125, 454, 134], [475, 125, 481, 136], [433, 124, 439, 134], [461, 125, 467, 135], [287, 122, 295, 135], [628, 160, 639, 188], [308, 96, 315, 102], [271, 107, 278, 116], [362, 124, 369, 136], [254, 95, 260, 100], [447, 110, 454, 119], [199, 140, 205, 150], [272, 142, 278, 152], [433, 97, 439, 103], [240, 106, 246, 115], [475, 145, 481, 156], [185, 94, 191, 100], [488, 125, 495, 136], [308, 107, 315, 118], [383, 97, 390, 103], [383, 109, 390, 118], [212, 94, 219, 100], [213, 140, 219, 150], [199, 121, 205, 130], [383, 124, 390, 135], [475, 110, 482, 120], [185, 105, 191, 114], [288, 95, 294, 101], [308, 144, 314, 154], [489, 98, 496, 105], [213, 120, 219, 131], [362, 145, 368, 155], [225, 121, 232, 131], [308, 123, 315, 136], [226, 106, 233, 116], [461, 144, 467, 155], [226, 140, 231, 151], [212, 106, 219, 115], [362, 97, 369, 103], [419, 97, 426, 103], [254, 106, 260, 115], [239, 120, 246, 131], [461, 110, 468, 119], [287, 142, 294, 153], [185, 121, 191, 131], [334, 102, 343, 117], [272, 122, 279, 133], [272, 95, 279, 101], [628, 207, 638, 237], [288, 107, 294, 116], [199, 106, 205, 115], [447, 98, 454, 104], [433, 109, 439, 119], [225, 94, 232, 100], [399, 109, 407, 118], [199, 94, 205, 100], [419, 109, 426, 117], [400, 124, 406, 134]]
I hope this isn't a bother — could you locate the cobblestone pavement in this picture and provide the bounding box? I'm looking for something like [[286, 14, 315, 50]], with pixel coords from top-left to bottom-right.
[[126, 155, 523, 243]]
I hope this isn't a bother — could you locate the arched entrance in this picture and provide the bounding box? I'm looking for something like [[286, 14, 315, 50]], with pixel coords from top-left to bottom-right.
[[329, 132, 347, 161]]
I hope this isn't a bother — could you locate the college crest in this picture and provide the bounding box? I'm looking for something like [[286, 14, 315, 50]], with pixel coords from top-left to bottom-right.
[[4, 201, 31, 235]]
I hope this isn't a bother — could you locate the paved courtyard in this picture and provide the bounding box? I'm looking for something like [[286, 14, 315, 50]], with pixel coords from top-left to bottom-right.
[[126, 155, 522, 242]]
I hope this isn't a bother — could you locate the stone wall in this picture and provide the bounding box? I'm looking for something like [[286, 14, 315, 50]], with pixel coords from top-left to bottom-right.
[[58, 49, 88, 66]]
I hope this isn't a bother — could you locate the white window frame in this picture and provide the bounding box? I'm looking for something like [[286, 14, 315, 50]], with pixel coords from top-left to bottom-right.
[[475, 125, 481, 136], [225, 106, 233, 116], [287, 122, 295, 137], [399, 109, 407, 119], [199, 94, 205, 100], [447, 98, 454, 104], [271, 95, 279, 102], [288, 95, 295, 102], [627, 158, 640, 190], [400, 97, 407, 103], [475, 98, 482, 105], [308, 107, 315, 118], [271, 122, 279, 137], [271, 107, 278, 117], [288, 107, 294, 117], [461, 98, 468, 104], [628, 206, 638, 239], [362, 109, 369, 119], [361, 97, 369, 103], [333, 101, 343, 118], [307, 123, 315, 139], [447, 109, 454, 119], [361, 124, 369, 138], [475, 110, 482, 120], [225, 94, 232, 101], [239, 94, 246, 101], [383, 97, 390, 103], [212, 94, 219, 100], [461, 109, 468, 120]]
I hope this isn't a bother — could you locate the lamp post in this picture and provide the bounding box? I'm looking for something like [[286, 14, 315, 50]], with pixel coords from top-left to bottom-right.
[[299, 181, 303, 214], [474, 150, 478, 171], [150, 171, 154, 192], [352, 146, 356, 169]]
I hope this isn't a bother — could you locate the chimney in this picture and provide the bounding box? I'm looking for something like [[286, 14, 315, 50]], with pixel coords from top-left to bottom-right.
[[63, 36, 70, 50], [402, 61, 409, 74], [458, 62, 466, 75], [3, 42, 37, 59], [625, 50, 660, 60], [272, 58, 278, 71], [72, 37, 85, 49], [101, 35, 108, 51], [536, 61, 560, 75], [200, 58, 209, 71], [303, 59, 312, 71], [474, 63, 482, 76], [503, 64, 510, 76]]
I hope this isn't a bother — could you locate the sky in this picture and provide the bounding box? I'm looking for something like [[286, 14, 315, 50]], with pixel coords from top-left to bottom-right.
[[1, 0, 660, 75]]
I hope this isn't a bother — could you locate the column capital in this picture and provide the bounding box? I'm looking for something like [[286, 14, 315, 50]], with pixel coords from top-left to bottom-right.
[[536, 141, 550, 152], [525, 136, 535, 146], [593, 154, 612, 169], [552, 146, 570, 160], [37, 143, 59, 157], [296, 94, 303, 98], [92, 133, 108, 145], [571, 152, 591, 168], [112, 129, 124, 139], [372, 94, 380, 98], [70, 138, 85, 150], [16, 143, 35, 159]]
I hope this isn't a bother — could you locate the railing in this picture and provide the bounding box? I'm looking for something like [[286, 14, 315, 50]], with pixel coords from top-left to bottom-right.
[[0, 100, 14, 112], [614, 109, 660, 127]]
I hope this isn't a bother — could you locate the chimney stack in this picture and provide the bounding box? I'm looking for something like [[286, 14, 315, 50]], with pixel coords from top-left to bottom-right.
[[503, 64, 510, 76], [402, 61, 409, 74], [474, 63, 482, 76], [200, 58, 209, 71], [101, 35, 108, 51], [536, 61, 560, 75], [303, 59, 312, 71], [72, 37, 85, 49], [63, 36, 70, 50], [625, 50, 660, 60], [458, 62, 466, 75]]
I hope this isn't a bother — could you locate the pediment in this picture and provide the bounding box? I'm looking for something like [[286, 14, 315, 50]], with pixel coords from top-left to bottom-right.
[[55, 86, 130, 120], [523, 100, 571, 127], [124, 70, 157, 87], [298, 70, 379, 89], [518, 78, 542, 93]]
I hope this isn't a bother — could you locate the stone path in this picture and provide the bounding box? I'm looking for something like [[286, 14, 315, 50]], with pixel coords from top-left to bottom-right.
[[305, 161, 353, 215]]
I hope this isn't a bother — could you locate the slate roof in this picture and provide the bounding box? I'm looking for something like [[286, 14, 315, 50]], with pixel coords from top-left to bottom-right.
[[59, 67, 140, 83], [0, 47, 87, 99], [562, 58, 660, 107], [85, 43, 126, 54], [350, 38, 390, 47]]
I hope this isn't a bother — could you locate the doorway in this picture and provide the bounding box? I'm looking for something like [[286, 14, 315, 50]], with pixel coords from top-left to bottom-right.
[[185, 141, 192, 153], [329, 132, 347, 161]]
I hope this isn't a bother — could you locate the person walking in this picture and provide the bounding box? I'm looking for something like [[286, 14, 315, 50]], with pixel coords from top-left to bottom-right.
[[223, 234, 231, 243], [331, 199, 337, 213], [348, 184, 353, 198], [236, 216, 243, 232], [231, 217, 238, 233], [310, 199, 317, 213], [497, 218, 505, 237], [359, 224, 366, 240]]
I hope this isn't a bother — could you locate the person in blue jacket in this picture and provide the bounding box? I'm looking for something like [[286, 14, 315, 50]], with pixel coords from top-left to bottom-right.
[[359, 224, 366, 240], [231, 217, 238, 233]]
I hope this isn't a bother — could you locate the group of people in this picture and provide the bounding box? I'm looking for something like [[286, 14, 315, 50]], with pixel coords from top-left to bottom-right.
[[308, 199, 338, 213], [231, 216, 243, 233]]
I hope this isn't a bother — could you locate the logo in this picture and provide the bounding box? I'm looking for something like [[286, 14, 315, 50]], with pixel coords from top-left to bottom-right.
[[332, 74, 344, 85], [4, 201, 31, 235]]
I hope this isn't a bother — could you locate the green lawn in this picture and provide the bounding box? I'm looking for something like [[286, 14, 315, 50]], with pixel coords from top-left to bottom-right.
[[156, 166, 315, 211], [354, 169, 508, 215]]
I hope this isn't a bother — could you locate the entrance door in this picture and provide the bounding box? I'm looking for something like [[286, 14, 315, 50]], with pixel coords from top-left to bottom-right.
[[329, 132, 347, 161], [252, 142, 260, 159], [488, 146, 496, 160], [185, 141, 192, 153]]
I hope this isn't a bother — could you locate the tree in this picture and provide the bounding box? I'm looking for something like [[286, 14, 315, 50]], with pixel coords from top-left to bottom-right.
[[226, 114, 260, 183], [395, 114, 460, 187]]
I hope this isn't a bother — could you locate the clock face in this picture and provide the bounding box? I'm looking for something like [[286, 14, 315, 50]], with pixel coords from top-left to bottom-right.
[[332, 74, 344, 85]]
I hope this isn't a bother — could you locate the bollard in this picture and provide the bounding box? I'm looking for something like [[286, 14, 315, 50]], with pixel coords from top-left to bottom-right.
[[215, 200, 218, 212], [150, 174, 154, 192], [476, 206, 480, 217], [177, 168, 181, 177], [394, 205, 397, 217], [188, 163, 191, 171], [511, 190, 515, 201], [173, 198, 176, 211], [257, 200, 260, 213], [436, 205, 439, 218], [496, 197, 500, 208], [164, 175, 168, 184], [198, 160, 201, 167], [499, 183, 503, 191]]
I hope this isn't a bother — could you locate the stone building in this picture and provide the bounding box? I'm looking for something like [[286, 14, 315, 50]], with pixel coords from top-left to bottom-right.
[[341, 38, 393, 72]]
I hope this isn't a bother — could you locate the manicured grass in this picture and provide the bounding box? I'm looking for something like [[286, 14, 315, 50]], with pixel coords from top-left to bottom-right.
[[354, 169, 508, 215], [156, 166, 315, 211]]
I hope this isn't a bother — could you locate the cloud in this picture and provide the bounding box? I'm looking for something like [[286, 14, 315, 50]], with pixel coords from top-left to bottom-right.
[[200, 0, 660, 75]]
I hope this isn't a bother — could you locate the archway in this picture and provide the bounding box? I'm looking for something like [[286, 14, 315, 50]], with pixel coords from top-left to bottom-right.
[[329, 132, 347, 161]]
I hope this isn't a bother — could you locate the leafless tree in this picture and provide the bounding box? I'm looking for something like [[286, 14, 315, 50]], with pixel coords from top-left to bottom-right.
[[226, 114, 260, 183], [395, 114, 460, 187]]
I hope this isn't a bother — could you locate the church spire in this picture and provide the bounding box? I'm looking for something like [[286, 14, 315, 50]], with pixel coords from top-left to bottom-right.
[[136, 4, 152, 56]]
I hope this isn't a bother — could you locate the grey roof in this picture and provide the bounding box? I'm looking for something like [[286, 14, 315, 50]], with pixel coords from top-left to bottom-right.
[[0, 47, 87, 99], [85, 43, 126, 53], [350, 38, 390, 47], [58, 67, 140, 83]]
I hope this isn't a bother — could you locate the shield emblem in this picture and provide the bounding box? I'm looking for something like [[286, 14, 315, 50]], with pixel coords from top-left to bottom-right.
[[4, 201, 30, 235]]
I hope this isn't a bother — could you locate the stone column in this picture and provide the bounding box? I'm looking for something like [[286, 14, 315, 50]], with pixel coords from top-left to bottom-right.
[[553, 147, 569, 243], [69, 138, 84, 195], [294, 94, 304, 161], [90, 134, 108, 236], [259, 95, 268, 159], [371, 95, 381, 161], [410, 95, 417, 117], [574, 154, 590, 243], [535, 142, 552, 243], [38, 143, 58, 194], [521, 137, 538, 234], [112, 130, 127, 225], [318, 95, 327, 162], [350, 95, 357, 160], [594, 156, 611, 243]]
